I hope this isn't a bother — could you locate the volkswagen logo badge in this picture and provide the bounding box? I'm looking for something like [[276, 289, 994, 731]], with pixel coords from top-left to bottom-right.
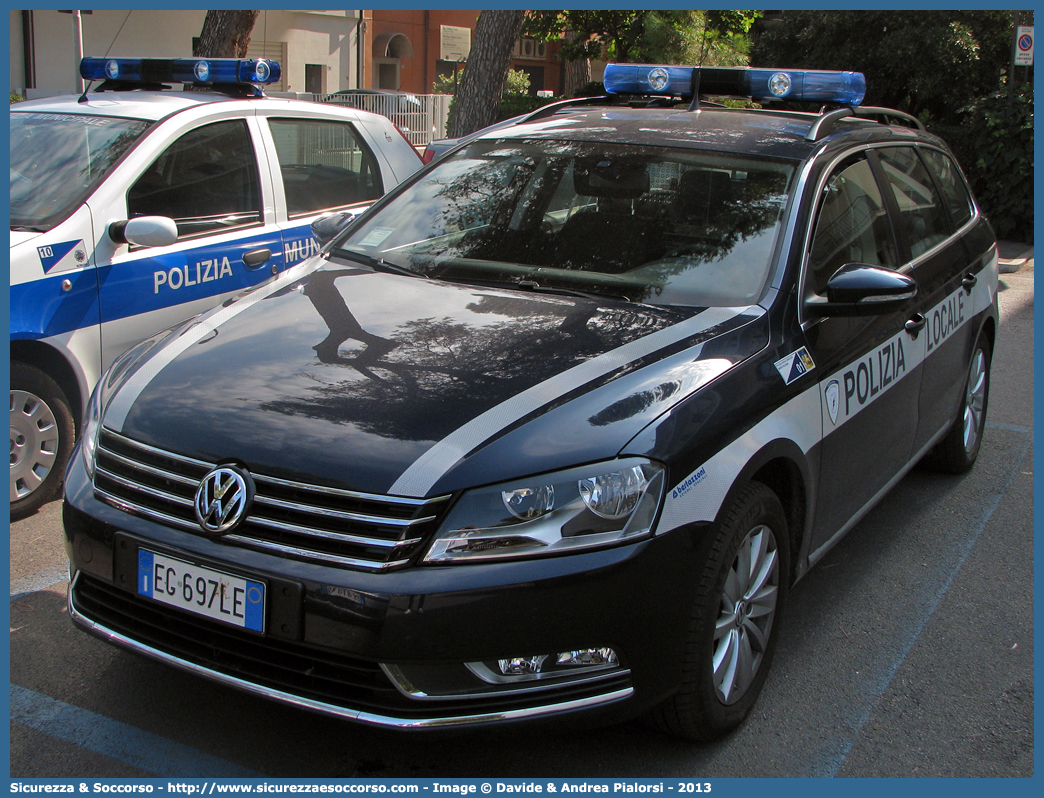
[[194, 466, 254, 535]]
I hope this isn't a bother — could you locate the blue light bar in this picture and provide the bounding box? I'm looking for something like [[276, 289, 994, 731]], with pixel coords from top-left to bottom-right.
[[603, 64, 866, 106], [79, 57, 281, 86]]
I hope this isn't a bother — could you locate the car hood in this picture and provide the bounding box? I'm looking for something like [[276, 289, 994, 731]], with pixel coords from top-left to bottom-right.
[[104, 261, 766, 497]]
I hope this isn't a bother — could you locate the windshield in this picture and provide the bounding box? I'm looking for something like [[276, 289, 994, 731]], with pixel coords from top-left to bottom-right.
[[10, 111, 151, 230], [335, 138, 795, 307]]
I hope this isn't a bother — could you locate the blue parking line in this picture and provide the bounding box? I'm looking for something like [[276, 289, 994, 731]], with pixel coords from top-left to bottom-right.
[[10, 683, 263, 778], [810, 430, 1033, 777]]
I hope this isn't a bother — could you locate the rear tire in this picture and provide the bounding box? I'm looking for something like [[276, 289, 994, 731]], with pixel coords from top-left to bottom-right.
[[650, 480, 789, 740], [922, 332, 991, 474], [10, 363, 75, 519]]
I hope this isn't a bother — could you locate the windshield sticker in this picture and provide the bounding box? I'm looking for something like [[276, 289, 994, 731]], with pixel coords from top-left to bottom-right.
[[358, 227, 395, 248], [775, 347, 815, 385], [38, 240, 87, 273]]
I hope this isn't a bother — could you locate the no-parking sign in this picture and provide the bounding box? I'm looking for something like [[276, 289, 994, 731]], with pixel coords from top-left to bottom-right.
[[1015, 26, 1034, 66]]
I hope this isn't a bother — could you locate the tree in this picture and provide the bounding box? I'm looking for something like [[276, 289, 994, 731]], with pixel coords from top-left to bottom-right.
[[750, 11, 1012, 123], [525, 10, 760, 96], [194, 10, 259, 58], [448, 10, 526, 138], [525, 11, 760, 66], [561, 29, 592, 98]]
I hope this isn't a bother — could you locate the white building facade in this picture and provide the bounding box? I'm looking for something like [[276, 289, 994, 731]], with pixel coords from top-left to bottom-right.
[[11, 10, 366, 98]]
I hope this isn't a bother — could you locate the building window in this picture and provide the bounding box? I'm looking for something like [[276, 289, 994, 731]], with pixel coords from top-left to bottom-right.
[[305, 64, 325, 95]]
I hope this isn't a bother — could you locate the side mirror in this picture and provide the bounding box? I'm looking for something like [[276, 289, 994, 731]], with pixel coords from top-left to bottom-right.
[[806, 263, 917, 318], [311, 211, 356, 246], [108, 216, 179, 248]]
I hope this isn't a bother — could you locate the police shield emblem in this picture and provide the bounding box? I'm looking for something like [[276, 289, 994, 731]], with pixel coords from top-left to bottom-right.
[[825, 380, 840, 425]]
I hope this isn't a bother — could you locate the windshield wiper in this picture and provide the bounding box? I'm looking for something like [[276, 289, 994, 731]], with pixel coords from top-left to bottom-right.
[[333, 249, 424, 279], [11, 225, 49, 233], [516, 279, 632, 303]]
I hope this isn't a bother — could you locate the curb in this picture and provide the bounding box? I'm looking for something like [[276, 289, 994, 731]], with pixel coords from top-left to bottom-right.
[[998, 241, 1033, 275]]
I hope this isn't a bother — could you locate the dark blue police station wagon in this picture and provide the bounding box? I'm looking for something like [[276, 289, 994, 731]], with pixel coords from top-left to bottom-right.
[[63, 65, 999, 740]]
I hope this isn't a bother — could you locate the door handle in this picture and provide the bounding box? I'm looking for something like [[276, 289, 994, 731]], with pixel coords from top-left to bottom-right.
[[905, 313, 927, 338], [962, 273, 977, 293], [242, 248, 272, 269]]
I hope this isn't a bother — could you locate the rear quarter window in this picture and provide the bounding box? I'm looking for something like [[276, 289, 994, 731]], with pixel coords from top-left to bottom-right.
[[268, 118, 383, 217], [876, 146, 950, 260], [920, 148, 974, 231]]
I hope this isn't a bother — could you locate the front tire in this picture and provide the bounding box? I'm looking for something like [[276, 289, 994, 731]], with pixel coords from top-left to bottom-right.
[[650, 481, 789, 740], [922, 332, 991, 474], [10, 363, 75, 519]]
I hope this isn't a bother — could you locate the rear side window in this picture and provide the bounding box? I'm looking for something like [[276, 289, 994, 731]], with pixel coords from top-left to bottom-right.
[[128, 119, 262, 239], [268, 118, 383, 217], [876, 146, 950, 260], [920, 148, 974, 230], [808, 154, 896, 295]]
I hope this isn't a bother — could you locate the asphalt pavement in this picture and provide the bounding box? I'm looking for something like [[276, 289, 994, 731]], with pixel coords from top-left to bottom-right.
[[8, 245, 1034, 778]]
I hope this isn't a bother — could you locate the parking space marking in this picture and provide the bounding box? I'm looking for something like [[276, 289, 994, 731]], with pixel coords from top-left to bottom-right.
[[810, 428, 1032, 777], [10, 564, 69, 600], [10, 683, 263, 778]]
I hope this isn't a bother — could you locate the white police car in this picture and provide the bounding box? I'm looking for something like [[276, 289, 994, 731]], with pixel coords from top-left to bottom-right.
[[10, 57, 422, 517], [64, 64, 998, 739]]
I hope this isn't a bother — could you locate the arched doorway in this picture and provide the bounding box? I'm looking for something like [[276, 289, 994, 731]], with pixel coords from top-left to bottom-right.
[[372, 32, 413, 90]]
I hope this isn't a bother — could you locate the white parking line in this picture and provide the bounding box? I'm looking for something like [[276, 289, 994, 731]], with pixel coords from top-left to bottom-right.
[[10, 564, 70, 599], [10, 683, 262, 777]]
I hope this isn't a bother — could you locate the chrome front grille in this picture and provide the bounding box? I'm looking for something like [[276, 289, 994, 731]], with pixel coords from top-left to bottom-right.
[[93, 429, 451, 571]]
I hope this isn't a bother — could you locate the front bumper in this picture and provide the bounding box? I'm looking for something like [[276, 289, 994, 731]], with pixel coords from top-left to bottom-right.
[[63, 452, 709, 730]]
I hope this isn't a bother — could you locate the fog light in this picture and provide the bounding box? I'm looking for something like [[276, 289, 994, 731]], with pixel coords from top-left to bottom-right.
[[557, 648, 619, 668], [498, 655, 548, 676]]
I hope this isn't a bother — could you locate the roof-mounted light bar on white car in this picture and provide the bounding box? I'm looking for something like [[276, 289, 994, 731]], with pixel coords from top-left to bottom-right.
[[603, 63, 866, 106], [79, 57, 281, 94]]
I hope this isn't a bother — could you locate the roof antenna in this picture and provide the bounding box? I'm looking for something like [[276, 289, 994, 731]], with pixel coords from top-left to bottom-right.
[[80, 10, 131, 103], [687, 69, 702, 112]]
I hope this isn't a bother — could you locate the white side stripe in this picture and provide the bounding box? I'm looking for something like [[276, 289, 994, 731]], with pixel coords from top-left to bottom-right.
[[389, 306, 754, 497], [656, 387, 823, 535], [657, 267, 998, 535]]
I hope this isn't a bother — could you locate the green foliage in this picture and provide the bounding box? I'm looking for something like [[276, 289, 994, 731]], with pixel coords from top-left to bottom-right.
[[436, 68, 529, 97], [750, 11, 1011, 121], [752, 10, 1034, 243], [11, 93, 24, 103], [935, 86, 1034, 243], [442, 70, 550, 130], [432, 72, 459, 95], [504, 69, 532, 95], [573, 81, 605, 98], [524, 10, 759, 65], [497, 94, 555, 121]]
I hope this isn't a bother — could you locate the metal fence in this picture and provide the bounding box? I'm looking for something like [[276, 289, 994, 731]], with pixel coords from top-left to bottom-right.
[[318, 93, 452, 148]]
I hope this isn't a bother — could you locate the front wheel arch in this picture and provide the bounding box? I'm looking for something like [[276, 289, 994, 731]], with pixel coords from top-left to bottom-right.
[[10, 340, 85, 430], [709, 439, 811, 586], [649, 479, 790, 740]]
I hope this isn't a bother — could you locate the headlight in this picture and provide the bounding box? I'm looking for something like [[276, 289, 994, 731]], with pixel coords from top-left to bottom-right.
[[80, 382, 103, 478], [424, 458, 666, 564]]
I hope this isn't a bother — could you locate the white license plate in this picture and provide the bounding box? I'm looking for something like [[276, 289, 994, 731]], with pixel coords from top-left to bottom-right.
[[137, 549, 265, 632]]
